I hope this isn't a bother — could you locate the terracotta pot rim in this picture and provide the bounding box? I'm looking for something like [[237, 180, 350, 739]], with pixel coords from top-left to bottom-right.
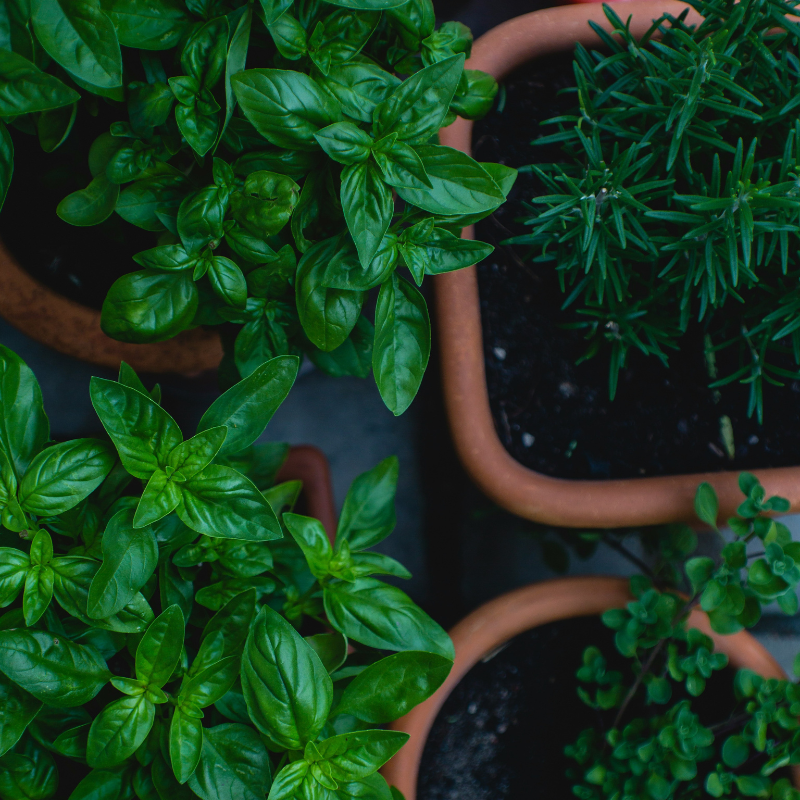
[[0, 236, 223, 375], [435, 2, 800, 528], [381, 575, 787, 799]]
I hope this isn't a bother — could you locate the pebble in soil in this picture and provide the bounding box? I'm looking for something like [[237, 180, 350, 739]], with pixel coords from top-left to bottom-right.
[[472, 53, 800, 480]]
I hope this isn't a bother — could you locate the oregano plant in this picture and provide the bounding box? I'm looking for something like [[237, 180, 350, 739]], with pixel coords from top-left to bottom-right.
[[567, 474, 800, 800], [0, 0, 514, 415], [0, 344, 453, 799]]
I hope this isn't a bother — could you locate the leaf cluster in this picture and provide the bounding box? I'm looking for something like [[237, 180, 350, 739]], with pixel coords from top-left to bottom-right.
[[0, 0, 515, 415], [0, 344, 452, 800], [512, 0, 800, 419]]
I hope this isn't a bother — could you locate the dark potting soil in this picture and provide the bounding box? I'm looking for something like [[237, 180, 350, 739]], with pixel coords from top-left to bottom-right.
[[1, 109, 154, 311], [417, 615, 737, 800], [473, 54, 800, 480]]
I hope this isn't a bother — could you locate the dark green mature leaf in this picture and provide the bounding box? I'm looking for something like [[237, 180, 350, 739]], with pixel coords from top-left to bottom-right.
[[232, 69, 342, 150], [0, 345, 49, 481], [88, 508, 159, 618], [373, 55, 463, 144], [57, 174, 120, 226], [324, 578, 453, 658], [86, 694, 154, 768], [32, 0, 122, 89], [0, 672, 42, 756], [191, 588, 256, 676], [101, 270, 199, 344], [316, 730, 409, 780], [116, 172, 189, 232], [308, 314, 373, 378], [180, 655, 238, 709], [337, 456, 397, 550], [90, 377, 183, 479], [153, 750, 200, 799], [0, 122, 11, 214], [197, 355, 299, 458], [23, 565, 54, 626], [0, 735, 57, 800], [0, 548, 29, 607], [38, 102, 78, 153], [305, 632, 347, 674], [0, 49, 80, 115], [401, 228, 492, 284], [341, 161, 393, 268], [136, 604, 184, 687], [373, 274, 430, 415], [188, 723, 271, 800], [241, 605, 332, 749], [319, 61, 400, 124], [335, 651, 451, 722], [67, 768, 124, 800], [284, 513, 332, 578], [0, 629, 111, 707], [177, 465, 282, 540], [19, 439, 114, 516], [105, 0, 189, 50], [170, 708, 202, 784], [177, 186, 227, 255]]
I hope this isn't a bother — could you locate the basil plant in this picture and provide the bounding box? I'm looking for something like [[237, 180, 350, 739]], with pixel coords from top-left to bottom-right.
[[0, 0, 515, 415], [0, 344, 453, 799]]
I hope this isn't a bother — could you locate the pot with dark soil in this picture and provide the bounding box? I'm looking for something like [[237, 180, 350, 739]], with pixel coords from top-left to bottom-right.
[[436, 0, 800, 526], [383, 477, 800, 798]]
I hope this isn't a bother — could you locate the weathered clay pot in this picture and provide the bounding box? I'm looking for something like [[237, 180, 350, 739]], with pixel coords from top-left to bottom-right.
[[381, 575, 791, 798], [0, 237, 222, 374], [435, 2, 800, 527]]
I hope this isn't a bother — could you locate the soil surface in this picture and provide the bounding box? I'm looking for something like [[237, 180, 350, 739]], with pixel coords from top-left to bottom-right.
[[472, 54, 800, 480], [1, 108, 154, 311], [417, 615, 736, 800]]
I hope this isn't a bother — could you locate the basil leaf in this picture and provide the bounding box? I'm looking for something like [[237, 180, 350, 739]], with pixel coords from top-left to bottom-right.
[[179, 655, 238, 709], [57, 173, 120, 226], [241, 605, 332, 749], [315, 121, 372, 165], [232, 68, 342, 150], [0, 672, 42, 757], [284, 512, 332, 578], [319, 61, 400, 124], [0, 122, 11, 213], [197, 355, 299, 457], [335, 651, 450, 722], [177, 464, 282, 541], [51, 722, 89, 759], [324, 577, 454, 658], [166, 427, 227, 481], [350, 551, 410, 579], [180, 15, 227, 86], [337, 456, 397, 550], [324, 0, 408, 9], [136, 604, 184, 687], [0, 629, 111, 707], [153, 750, 200, 799], [341, 161, 393, 268], [315, 730, 408, 780], [191, 587, 256, 676], [188, 723, 271, 800], [258, 0, 292, 25], [338, 772, 394, 800], [23, 565, 54, 627], [169, 708, 203, 785], [220, 5, 251, 143], [116, 172, 189, 232], [307, 9, 378, 75], [88, 507, 159, 619], [19, 439, 115, 517], [101, 270, 199, 344], [268, 11, 307, 61], [0, 345, 50, 481], [159, 559, 193, 622], [90, 377, 182, 479], [105, 0, 189, 50], [38, 101, 77, 152], [0, 549, 32, 607], [195, 576, 275, 611], [87, 694, 154, 768], [177, 186, 227, 255], [305, 632, 347, 674], [231, 170, 300, 238], [308, 313, 374, 379], [373, 274, 430, 416], [0, 736, 57, 800], [135, 471, 182, 527], [268, 761, 308, 800], [401, 227, 492, 284], [373, 55, 463, 144], [0, 49, 80, 115], [32, 0, 122, 89], [67, 768, 123, 800]]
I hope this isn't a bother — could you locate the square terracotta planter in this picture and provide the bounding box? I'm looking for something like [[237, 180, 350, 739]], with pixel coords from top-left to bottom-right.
[[436, 1, 800, 528]]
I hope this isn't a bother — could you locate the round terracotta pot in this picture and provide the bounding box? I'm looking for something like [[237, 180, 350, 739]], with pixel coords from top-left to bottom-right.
[[0, 237, 223, 374], [435, 2, 800, 527], [381, 575, 791, 798]]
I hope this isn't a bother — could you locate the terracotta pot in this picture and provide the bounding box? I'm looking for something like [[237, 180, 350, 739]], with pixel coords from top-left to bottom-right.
[[382, 575, 792, 798], [276, 444, 338, 540], [435, 2, 800, 527], [0, 237, 223, 374]]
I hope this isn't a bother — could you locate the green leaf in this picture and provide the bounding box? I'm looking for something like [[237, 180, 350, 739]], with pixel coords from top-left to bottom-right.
[[208, 256, 247, 309], [116, 172, 189, 232], [86, 694, 154, 768], [23, 566, 53, 627], [284, 512, 332, 578], [315, 730, 408, 780], [179, 655, 239, 709], [308, 314, 374, 379], [191, 588, 256, 676], [334, 651, 450, 722], [685, 556, 715, 594], [101, 270, 199, 344], [0, 345, 50, 481], [268, 761, 308, 800], [0, 673, 42, 757], [90, 377, 183, 480], [324, 578, 453, 658], [198, 356, 298, 458], [135, 470, 182, 528], [323, 0, 408, 9], [105, 0, 189, 50], [373, 55, 464, 144], [177, 186, 227, 255], [170, 708, 203, 785], [0, 49, 80, 115], [38, 101, 77, 153], [19, 439, 114, 516], [32, 0, 122, 89], [319, 61, 400, 124], [722, 734, 749, 768], [88, 507, 159, 619], [0, 122, 11, 213], [241, 605, 332, 749], [57, 173, 120, 226], [305, 632, 347, 674], [373, 274, 430, 415], [136, 604, 184, 688], [0, 549, 30, 610], [400, 228, 492, 284], [341, 161, 393, 268], [258, 0, 292, 25], [166, 427, 227, 481], [337, 456, 397, 550], [232, 68, 342, 150], [0, 629, 111, 707], [230, 170, 300, 239], [220, 5, 251, 142], [188, 723, 271, 800], [0, 736, 57, 800], [177, 464, 282, 540], [67, 768, 124, 800], [695, 483, 719, 529]]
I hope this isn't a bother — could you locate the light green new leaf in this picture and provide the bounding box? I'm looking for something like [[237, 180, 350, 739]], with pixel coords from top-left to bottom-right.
[[341, 161, 393, 268], [136, 604, 184, 687]]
